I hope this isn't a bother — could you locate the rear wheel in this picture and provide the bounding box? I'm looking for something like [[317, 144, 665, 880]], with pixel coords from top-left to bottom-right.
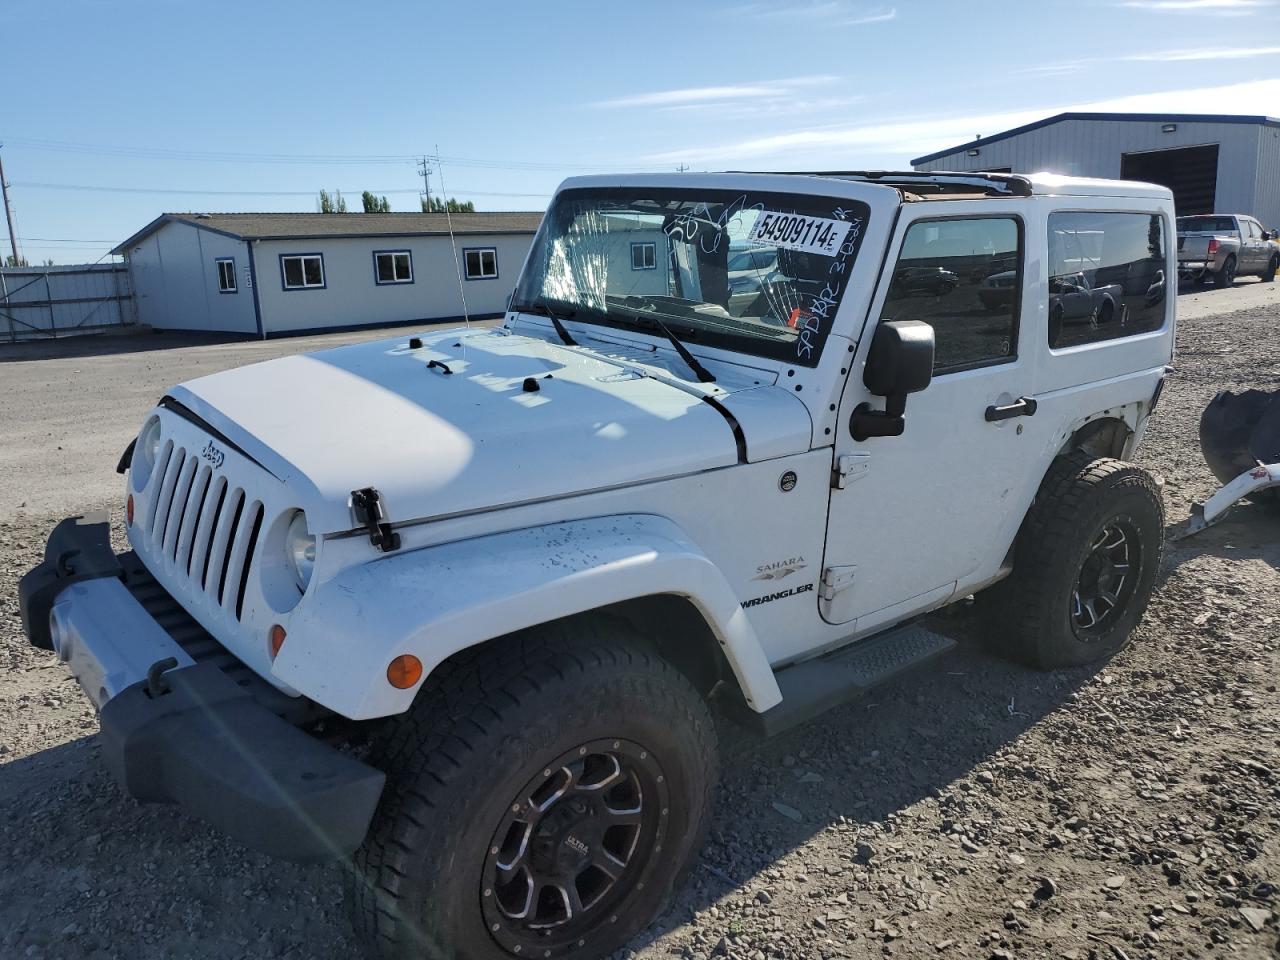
[[1213, 255, 1237, 289], [984, 451, 1164, 669], [349, 619, 718, 960], [1263, 254, 1278, 283]]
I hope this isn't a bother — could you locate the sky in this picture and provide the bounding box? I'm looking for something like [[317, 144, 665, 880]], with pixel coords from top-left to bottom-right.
[[2, 0, 1279, 263]]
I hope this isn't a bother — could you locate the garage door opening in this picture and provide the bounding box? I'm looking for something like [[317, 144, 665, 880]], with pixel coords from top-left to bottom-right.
[[1121, 144, 1218, 216]]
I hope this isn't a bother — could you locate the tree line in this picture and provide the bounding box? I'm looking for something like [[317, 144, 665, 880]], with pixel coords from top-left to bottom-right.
[[317, 189, 475, 214]]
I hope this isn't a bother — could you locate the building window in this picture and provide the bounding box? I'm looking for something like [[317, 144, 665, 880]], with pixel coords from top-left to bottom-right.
[[463, 247, 498, 280], [374, 250, 413, 285], [280, 254, 325, 290], [881, 217, 1021, 373], [215, 258, 237, 293], [631, 241, 657, 270], [1047, 212, 1166, 349]]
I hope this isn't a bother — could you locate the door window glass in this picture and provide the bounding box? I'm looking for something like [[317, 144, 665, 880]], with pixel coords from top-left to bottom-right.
[[881, 217, 1020, 373]]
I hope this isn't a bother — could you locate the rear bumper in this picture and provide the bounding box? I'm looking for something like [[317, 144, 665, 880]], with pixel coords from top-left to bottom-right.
[[18, 513, 384, 861]]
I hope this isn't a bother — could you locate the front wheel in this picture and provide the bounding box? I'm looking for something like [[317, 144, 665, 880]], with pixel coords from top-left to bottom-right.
[[349, 620, 718, 960], [985, 451, 1164, 669]]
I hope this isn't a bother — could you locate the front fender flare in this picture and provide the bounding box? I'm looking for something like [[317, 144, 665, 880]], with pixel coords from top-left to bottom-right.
[[274, 515, 781, 720]]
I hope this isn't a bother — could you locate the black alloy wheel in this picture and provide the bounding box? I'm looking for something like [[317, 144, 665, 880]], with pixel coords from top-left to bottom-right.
[[481, 740, 669, 957], [1071, 519, 1140, 638]]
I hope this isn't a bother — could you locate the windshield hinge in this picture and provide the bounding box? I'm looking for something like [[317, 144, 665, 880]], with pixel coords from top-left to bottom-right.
[[351, 487, 401, 553], [833, 453, 870, 489], [821, 565, 858, 601]]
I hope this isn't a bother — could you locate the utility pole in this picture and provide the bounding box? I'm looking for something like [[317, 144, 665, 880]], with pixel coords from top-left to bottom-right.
[[417, 156, 433, 211], [0, 145, 20, 266]]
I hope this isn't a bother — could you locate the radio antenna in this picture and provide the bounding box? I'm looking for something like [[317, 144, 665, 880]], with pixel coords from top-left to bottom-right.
[[435, 147, 470, 328]]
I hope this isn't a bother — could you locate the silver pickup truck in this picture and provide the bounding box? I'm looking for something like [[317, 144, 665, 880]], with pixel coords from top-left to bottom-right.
[[1177, 214, 1279, 287]]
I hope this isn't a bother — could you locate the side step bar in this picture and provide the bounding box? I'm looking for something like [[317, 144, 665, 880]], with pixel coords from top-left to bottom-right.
[[733, 623, 956, 737]]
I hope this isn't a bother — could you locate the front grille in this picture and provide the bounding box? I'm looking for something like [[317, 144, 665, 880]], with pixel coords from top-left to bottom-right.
[[121, 552, 326, 726], [147, 442, 265, 622]]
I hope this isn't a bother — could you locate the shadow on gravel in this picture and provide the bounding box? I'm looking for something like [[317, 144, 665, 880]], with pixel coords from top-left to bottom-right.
[[0, 330, 255, 363], [1162, 501, 1280, 576], [636, 615, 1102, 950]]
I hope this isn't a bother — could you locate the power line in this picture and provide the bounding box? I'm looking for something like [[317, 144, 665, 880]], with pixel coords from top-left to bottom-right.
[[12, 181, 551, 198], [0, 135, 670, 172]]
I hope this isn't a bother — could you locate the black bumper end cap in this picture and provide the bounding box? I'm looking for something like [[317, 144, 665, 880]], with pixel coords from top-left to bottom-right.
[[19, 511, 121, 650], [99, 663, 385, 862]]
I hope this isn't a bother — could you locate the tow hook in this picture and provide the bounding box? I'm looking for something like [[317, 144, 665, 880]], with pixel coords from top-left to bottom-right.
[[351, 487, 402, 553], [145, 657, 179, 698]]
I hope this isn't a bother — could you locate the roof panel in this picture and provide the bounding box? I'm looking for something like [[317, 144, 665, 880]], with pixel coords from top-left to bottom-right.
[[911, 111, 1280, 167], [113, 211, 544, 253]]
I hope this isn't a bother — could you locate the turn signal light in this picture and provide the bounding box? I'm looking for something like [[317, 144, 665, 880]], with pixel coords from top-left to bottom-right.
[[386, 654, 423, 689], [126, 495, 135, 526], [268, 624, 287, 659]]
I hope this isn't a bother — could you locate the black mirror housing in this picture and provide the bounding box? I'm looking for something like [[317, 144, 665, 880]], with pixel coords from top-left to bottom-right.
[[851, 320, 935, 441], [863, 320, 935, 397]]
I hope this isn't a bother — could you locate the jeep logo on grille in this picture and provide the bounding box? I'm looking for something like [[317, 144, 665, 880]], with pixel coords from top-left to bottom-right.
[[201, 440, 225, 469]]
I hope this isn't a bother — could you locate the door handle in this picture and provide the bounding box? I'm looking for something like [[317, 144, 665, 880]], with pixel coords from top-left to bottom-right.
[[985, 397, 1038, 422]]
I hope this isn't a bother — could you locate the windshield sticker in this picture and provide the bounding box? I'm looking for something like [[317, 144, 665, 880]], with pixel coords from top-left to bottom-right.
[[747, 212, 853, 257], [793, 207, 865, 361]]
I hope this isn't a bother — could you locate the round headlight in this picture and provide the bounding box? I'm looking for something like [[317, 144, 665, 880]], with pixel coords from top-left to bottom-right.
[[131, 417, 163, 489], [284, 511, 316, 592]]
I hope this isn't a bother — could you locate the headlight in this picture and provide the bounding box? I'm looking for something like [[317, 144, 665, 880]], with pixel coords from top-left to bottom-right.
[[132, 417, 163, 489], [284, 511, 316, 592]]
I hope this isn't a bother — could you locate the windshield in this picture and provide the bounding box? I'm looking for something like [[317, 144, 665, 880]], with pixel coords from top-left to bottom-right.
[[1178, 216, 1235, 232], [513, 187, 871, 366]]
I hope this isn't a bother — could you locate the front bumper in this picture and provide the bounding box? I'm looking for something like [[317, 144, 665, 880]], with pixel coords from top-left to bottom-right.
[[18, 513, 385, 861]]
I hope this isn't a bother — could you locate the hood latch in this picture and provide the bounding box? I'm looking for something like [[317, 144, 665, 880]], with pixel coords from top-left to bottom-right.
[[351, 487, 402, 553]]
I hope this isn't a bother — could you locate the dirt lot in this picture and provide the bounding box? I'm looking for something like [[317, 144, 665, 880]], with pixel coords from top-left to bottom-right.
[[1, 284, 1278, 960]]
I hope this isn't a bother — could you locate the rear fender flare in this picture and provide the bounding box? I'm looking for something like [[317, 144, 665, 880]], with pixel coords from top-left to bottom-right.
[[274, 515, 781, 720]]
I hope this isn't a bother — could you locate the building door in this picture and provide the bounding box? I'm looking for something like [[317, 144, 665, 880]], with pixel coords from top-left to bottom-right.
[[1121, 144, 1218, 216]]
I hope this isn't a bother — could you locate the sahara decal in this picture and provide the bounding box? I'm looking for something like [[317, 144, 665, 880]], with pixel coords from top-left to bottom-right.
[[742, 583, 815, 608], [752, 556, 807, 581]]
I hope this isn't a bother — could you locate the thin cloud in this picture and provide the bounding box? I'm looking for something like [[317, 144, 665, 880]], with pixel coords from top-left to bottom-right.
[[1125, 44, 1280, 60], [642, 77, 1280, 166], [725, 1, 897, 24], [1120, 0, 1270, 11], [592, 75, 839, 110], [1027, 44, 1280, 73]]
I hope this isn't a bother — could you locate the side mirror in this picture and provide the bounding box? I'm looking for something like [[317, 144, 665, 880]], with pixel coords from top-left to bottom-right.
[[851, 320, 935, 441]]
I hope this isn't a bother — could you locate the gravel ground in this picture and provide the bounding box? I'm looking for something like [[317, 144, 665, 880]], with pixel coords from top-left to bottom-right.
[[1, 289, 1278, 960]]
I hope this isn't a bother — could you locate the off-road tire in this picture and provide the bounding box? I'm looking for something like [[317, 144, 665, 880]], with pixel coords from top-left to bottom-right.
[[347, 619, 718, 960], [985, 451, 1164, 669], [1213, 255, 1237, 289], [1262, 253, 1278, 283]]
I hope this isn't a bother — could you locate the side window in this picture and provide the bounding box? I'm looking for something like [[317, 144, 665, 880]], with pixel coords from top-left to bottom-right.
[[1047, 212, 1165, 349], [215, 258, 236, 293], [630, 241, 657, 270], [281, 254, 325, 290], [464, 247, 498, 280], [374, 250, 413, 284], [881, 217, 1020, 373]]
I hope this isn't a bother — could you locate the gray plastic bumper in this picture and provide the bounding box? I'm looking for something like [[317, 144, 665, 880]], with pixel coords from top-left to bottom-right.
[[19, 513, 385, 861]]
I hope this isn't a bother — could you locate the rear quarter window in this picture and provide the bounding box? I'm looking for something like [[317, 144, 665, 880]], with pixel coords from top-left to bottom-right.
[[1048, 212, 1166, 349]]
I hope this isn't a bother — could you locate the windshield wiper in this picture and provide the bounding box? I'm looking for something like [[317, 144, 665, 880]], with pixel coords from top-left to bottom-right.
[[640, 316, 716, 384], [512, 300, 578, 347]]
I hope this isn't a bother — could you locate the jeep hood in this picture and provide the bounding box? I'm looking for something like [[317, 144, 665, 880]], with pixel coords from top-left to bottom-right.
[[167, 326, 812, 534]]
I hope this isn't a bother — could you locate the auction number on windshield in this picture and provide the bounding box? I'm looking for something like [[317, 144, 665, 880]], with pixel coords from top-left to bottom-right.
[[747, 212, 853, 257]]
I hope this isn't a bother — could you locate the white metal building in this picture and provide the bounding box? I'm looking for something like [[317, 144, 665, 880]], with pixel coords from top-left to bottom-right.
[[111, 211, 543, 336], [912, 112, 1280, 226]]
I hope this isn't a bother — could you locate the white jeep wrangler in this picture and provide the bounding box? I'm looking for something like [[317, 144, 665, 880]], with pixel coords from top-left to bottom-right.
[[21, 171, 1174, 960]]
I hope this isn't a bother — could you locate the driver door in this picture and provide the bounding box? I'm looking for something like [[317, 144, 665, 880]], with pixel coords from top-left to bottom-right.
[[821, 207, 1055, 630]]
